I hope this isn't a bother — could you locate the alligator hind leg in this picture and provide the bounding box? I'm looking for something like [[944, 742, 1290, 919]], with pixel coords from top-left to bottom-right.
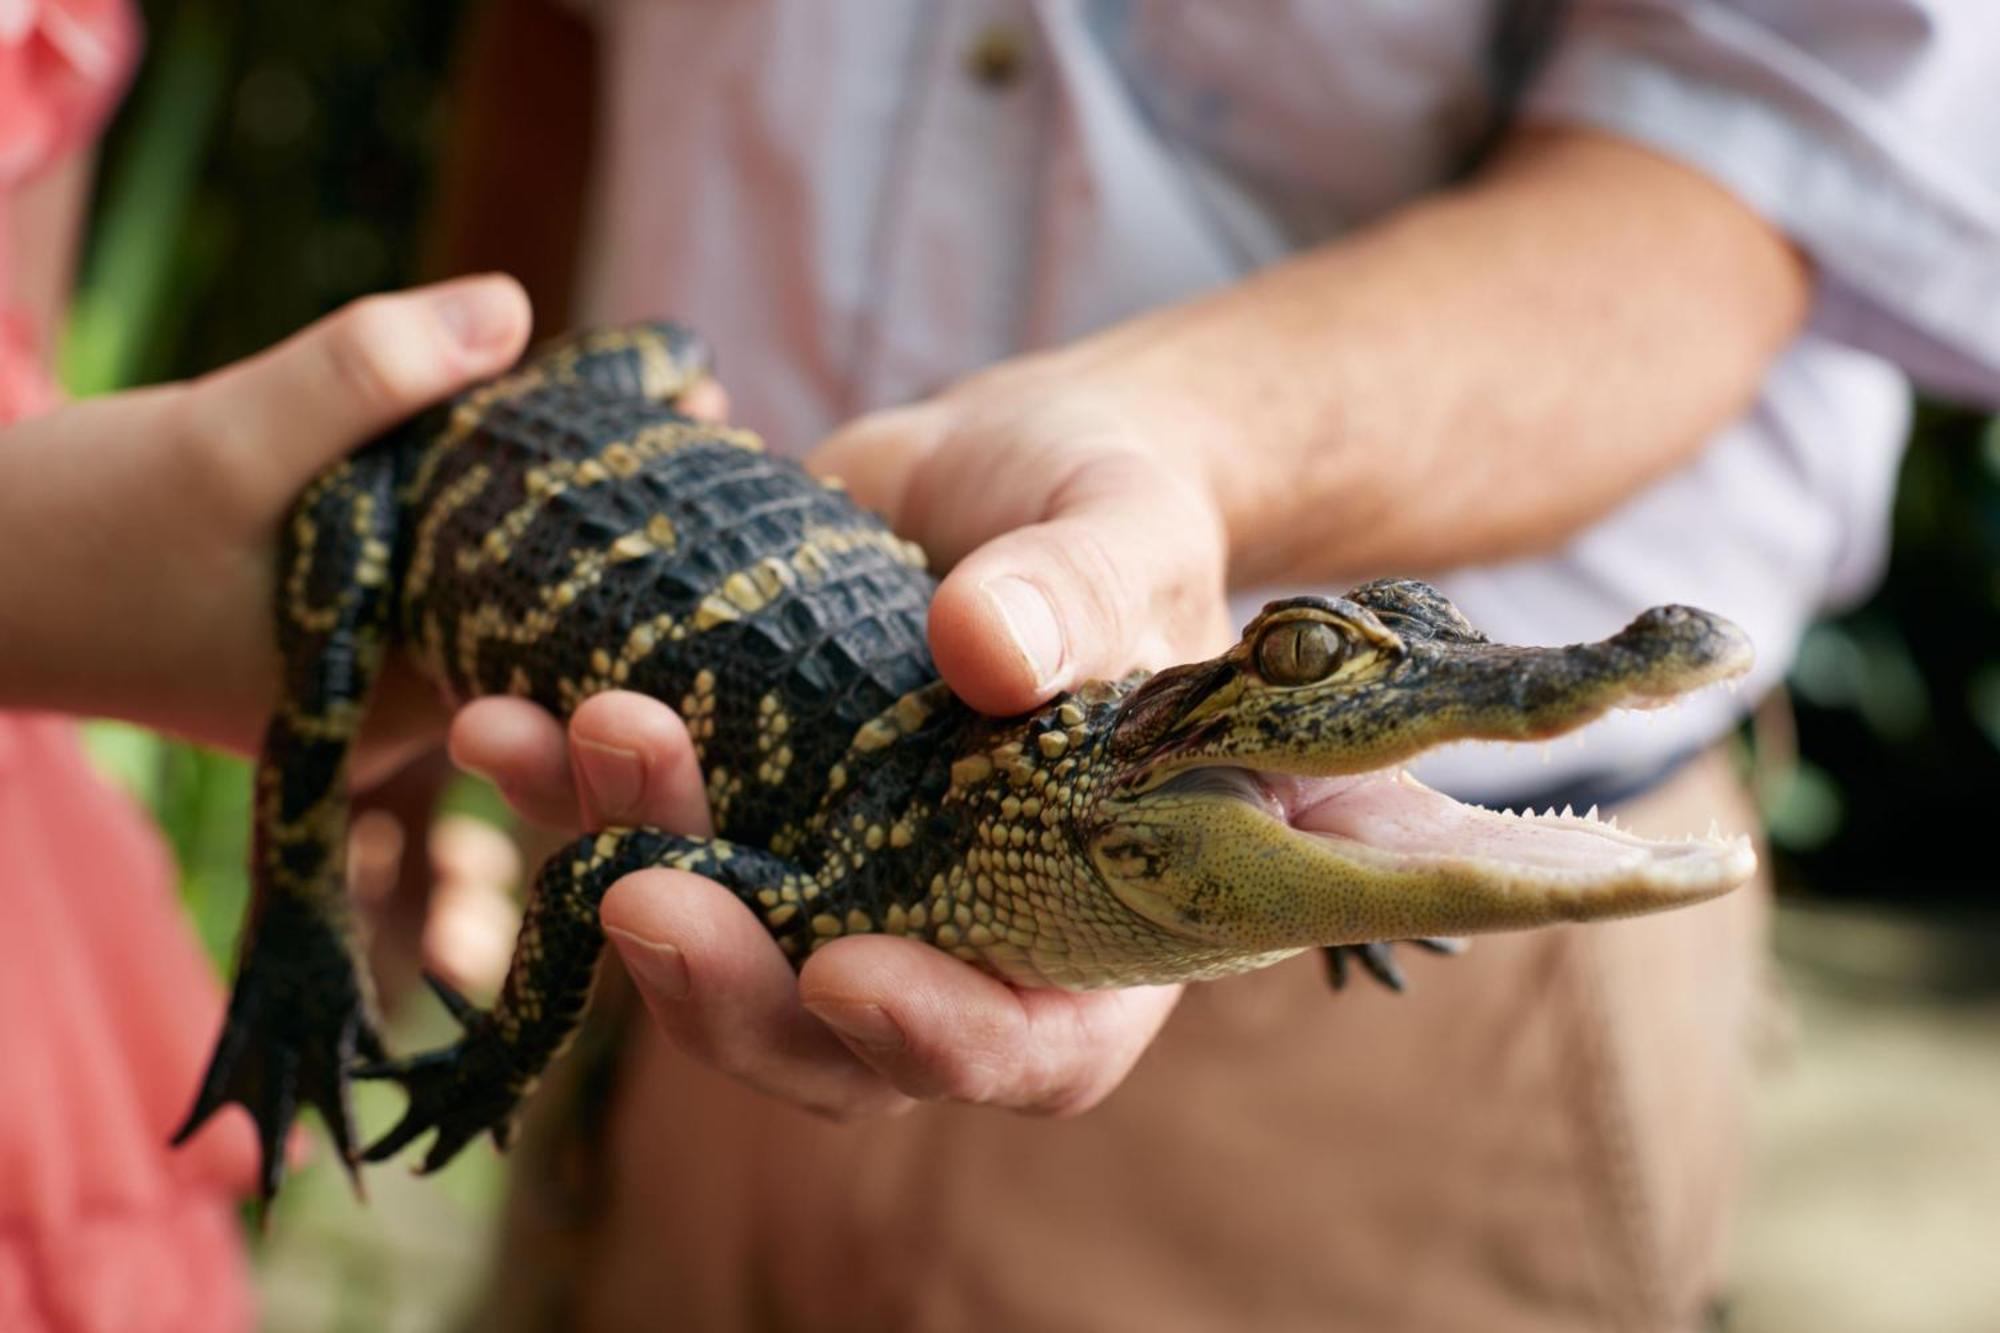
[[174, 452, 404, 1202], [359, 829, 806, 1173]]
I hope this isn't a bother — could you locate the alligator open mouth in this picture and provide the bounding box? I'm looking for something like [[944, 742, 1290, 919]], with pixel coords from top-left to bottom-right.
[[1147, 758, 1753, 933], [1092, 585, 1761, 953], [1160, 760, 1749, 891], [1272, 767, 1749, 894]]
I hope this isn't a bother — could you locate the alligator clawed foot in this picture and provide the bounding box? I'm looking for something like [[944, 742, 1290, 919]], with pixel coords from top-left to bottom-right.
[[1321, 938, 1467, 993], [173, 964, 384, 1204], [354, 973, 523, 1173]]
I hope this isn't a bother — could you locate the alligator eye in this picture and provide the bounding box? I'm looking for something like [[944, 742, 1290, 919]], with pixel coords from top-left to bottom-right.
[[1254, 619, 1349, 686]]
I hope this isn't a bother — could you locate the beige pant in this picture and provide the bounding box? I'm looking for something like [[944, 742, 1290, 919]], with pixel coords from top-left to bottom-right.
[[478, 749, 1768, 1333]]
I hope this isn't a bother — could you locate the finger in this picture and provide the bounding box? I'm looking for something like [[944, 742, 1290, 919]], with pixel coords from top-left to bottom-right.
[[566, 692, 713, 833], [346, 808, 405, 906], [351, 655, 456, 789], [676, 377, 730, 424], [928, 454, 1230, 714], [191, 274, 532, 517], [422, 815, 523, 995], [430, 811, 524, 890], [799, 936, 1180, 1114], [803, 401, 950, 526], [449, 696, 579, 829], [601, 870, 913, 1120]]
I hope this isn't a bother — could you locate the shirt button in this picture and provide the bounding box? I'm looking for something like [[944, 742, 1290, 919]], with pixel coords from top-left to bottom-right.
[[965, 24, 1027, 89]]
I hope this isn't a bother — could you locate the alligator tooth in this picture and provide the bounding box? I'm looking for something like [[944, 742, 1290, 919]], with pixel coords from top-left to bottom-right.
[[1584, 804, 1599, 823], [1560, 804, 1575, 820], [1707, 818, 1722, 840]]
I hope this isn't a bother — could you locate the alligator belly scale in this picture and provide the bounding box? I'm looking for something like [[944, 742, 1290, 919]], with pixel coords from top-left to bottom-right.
[[173, 324, 1758, 1199]]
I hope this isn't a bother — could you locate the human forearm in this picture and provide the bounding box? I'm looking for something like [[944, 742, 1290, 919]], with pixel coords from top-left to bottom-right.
[[0, 280, 529, 754], [1057, 125, 1814, 586]]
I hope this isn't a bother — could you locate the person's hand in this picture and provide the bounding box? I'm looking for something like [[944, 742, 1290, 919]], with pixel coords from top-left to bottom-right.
[[455, 690, 1185, 1119], [0, 274, 532, 773], [456, 346, 1234, 1119], [810, 348, 1235, 713]]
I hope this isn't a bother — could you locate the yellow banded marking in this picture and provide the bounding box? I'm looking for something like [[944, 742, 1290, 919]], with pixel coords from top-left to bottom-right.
[[837, 681, 952, 771], [451, 543, 618, 687], [550, 326, 708, 403], [282, 469, 352, 634], [398, 364, 551, 505], [398, 324, 731, 510], [452, 420, 755, 581], [795, 524, 929, 575], [405, 462, 496, 600]]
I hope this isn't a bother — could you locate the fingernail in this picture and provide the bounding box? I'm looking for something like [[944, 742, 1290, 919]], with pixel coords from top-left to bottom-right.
[[607, 927, 691, 1001], [806, 999, 906, 1052], [983, 576, 1066, 692], [433, 279, 519, 353], [575, 738, 644, 822]]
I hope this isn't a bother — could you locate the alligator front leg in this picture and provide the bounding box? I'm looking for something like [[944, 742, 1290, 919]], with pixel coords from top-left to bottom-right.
[[358, 829, 807, 1173], [1321, 938, 1468, 993], [173, 453, 403, 1202]]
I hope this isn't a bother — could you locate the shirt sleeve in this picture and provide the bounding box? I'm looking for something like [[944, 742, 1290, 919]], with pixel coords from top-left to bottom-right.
[[1525, 0, 2000, 406]]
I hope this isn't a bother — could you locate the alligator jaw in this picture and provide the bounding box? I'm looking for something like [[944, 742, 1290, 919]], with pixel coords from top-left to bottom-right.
[[1098, 762, 1753, 953], [1265, 767, 1753, 925], [1086, 584, 1759, 959]]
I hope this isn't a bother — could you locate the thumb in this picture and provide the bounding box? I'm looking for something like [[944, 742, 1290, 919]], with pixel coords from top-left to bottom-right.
[[928, 453, 1231, 715], [192, 274, 531, 514]]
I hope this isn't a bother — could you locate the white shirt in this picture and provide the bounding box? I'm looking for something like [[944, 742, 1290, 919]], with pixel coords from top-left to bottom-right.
[[575, 0, 2000, 803]]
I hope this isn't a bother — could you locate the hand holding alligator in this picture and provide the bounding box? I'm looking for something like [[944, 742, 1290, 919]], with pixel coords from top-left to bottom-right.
[[453, 355, 1236, 1119], [0, 275, 532, 778], [444, 121, 1815, 1123]]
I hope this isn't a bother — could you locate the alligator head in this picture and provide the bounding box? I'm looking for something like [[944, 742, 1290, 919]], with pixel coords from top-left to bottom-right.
[[1071, 578, 1756, 975]]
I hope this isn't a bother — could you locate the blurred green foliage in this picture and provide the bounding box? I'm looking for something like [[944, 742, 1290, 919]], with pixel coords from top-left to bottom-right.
[[1764, 406, 2000, 904]]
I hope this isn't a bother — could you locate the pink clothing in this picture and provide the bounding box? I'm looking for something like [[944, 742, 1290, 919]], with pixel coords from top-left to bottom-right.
[[0, 0, 132, 183], [2, 3, 257, 1330], [0, 719, 256, 1333]]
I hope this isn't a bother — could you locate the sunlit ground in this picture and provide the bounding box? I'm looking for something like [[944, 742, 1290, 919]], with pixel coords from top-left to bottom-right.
[[1728, 905, 2000, 1333], [218, 900, 2000, 1332]]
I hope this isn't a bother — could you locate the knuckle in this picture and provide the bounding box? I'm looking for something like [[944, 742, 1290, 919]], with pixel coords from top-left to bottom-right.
[[325, 297, 421, 411], [911, 1027, 1021, 1106], [1015, 1008, 1121, 1117], [1020, 1058, 1112, 1117], [1053, 524, 1139, 658]]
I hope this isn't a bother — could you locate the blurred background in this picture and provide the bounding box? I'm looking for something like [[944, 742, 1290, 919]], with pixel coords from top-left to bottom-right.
[[61, 2, 2000, 1330]]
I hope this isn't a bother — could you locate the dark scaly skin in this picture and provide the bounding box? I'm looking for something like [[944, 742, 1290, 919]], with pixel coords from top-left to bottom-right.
[[178, 324, 969, 1193], [175, 324, 1756, 1197]]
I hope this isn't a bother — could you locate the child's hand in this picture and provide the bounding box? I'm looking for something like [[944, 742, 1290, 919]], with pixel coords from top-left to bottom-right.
[[0, 275, 531, 774]]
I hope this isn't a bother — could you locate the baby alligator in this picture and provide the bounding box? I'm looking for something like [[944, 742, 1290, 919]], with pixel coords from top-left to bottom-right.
[[173, 324, 1757, 1200]]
